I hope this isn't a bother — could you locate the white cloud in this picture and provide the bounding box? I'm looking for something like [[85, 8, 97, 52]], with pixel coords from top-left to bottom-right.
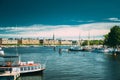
[[72, 20, 95, 23], [0, 22, 120, 40], [107, 17, 120, 22]]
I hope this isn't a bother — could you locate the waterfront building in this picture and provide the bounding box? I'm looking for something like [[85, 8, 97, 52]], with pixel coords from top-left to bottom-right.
[[43, 39, 60, 45], [60, 40, 72, 45], [0, 38, 74, 46], [0, 38, 17, 45], [18, 38, 40, 45]]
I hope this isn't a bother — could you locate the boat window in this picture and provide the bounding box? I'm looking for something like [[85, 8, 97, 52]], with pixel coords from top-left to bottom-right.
[[21, 67, 24, 71], [35, 66, 37, 69], [28, 67, 30, 70], [9, 68, 12, 73], [38, 66, 41, 69], [0, 68, 5, 72], [24, 67, 28, 70], [31, 66, 34, 70], [6, 68, 10, 71]]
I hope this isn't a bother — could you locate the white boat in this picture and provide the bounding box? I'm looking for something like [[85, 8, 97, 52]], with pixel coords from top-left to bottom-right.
[[92, 48, 114, 53], [69, 46, 83, 51], [0, 48, 46, 76]]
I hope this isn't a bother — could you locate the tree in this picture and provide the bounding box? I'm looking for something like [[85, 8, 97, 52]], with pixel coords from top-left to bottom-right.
[[103, 34, 108, 46], [104, 25, 120, 48]]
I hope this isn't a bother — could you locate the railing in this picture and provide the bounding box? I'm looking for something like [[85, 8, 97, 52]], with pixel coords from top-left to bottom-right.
[[20, 63, 46, 72]]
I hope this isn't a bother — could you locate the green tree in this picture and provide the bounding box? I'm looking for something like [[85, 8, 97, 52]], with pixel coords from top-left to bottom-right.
[[103, 34, 108, 46], [104, 25, 120, 48]]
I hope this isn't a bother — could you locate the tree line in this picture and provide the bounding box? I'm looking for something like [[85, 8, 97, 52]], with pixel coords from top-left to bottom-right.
[[81, 25, 120, 48]]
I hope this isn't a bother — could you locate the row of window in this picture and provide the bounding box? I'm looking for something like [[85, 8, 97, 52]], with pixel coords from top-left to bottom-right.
[[20, 66, 41, 71]]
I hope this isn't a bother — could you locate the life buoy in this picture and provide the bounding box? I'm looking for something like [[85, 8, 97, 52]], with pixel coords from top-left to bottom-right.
[[6, 62, 12, 66]]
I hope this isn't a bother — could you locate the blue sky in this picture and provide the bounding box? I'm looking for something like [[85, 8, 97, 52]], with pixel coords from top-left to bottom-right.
[[0, 0, 120, 40]]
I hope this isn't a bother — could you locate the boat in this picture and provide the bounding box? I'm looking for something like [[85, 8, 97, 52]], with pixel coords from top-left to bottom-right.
[[0, 48, 46, 76], [81, 46, 92, 52], [68, 46, 83, 51], [92, 48, 114, 53]]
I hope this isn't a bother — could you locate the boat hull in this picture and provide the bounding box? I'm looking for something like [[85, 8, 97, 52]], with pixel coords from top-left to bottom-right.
[[20, 69, 45, 76], [69, 49, 82, 51]]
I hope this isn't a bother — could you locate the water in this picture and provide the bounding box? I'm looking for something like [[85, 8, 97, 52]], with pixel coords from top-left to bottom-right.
[[2, 46, 120, 80]]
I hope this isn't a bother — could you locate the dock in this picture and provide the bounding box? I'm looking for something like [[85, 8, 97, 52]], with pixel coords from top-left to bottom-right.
[[0, 71, 20, 80]]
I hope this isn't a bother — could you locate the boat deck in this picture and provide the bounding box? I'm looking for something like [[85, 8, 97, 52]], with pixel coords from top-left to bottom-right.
[[0, 72, 20, 80], [0, 72, 19, 76]]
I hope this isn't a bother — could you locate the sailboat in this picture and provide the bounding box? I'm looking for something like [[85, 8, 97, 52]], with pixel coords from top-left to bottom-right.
[[81, 32, 92, 52], [69, 33, 83, 51]]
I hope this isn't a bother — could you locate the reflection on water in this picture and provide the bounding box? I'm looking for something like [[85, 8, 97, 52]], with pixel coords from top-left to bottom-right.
[[17, 75, 43, 80]]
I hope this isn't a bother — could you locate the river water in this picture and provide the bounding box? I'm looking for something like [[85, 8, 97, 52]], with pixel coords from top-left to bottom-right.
[[2, 46, 120, 80]]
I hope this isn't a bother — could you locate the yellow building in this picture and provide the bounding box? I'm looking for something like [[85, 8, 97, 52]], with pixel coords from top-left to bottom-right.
[[18, 38, 40, 45], [0, 38, 73, 45], [60, 40, 72, 45], [43, 39, 72, 45], [43, 39, 60, 45], [0, 38, 17, 45]]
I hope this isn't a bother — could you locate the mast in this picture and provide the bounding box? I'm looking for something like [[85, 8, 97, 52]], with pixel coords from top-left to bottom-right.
[[87, 32, 90, 47], [15, 26, 18, 56], [15, 26, 21, 64], [78, 32, 81, 46]]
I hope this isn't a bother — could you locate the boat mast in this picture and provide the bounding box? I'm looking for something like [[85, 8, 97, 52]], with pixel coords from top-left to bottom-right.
[[15, 26, 18, 56], [87, 32, 90, 47], [15, 26, 21, 63], [78, 32, 81, 46]]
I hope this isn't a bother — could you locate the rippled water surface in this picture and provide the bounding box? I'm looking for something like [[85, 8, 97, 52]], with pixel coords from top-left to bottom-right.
[[2, 46, 120, 80]]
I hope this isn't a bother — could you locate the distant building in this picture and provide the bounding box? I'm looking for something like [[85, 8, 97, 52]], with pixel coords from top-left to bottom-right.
[[0, 38, 17, 45], [60, 40, 72, 45], [0, 38, 74, 46], [43, 39, 60, 45], [18, 38, 40, 45]]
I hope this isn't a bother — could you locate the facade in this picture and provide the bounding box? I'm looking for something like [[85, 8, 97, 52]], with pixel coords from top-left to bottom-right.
[[60, 40, 72, 45], [0, 38, 74, 45], [18, 38, 40, 45], [0, 38, 17, 45], [43, 39, 60, 45]]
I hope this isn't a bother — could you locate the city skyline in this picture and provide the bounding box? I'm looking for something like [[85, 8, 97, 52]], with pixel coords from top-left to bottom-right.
[[0, 0, 120, 40]]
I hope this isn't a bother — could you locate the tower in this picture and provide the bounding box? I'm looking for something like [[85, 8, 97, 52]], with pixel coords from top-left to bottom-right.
[[53, 34, 55, 40]]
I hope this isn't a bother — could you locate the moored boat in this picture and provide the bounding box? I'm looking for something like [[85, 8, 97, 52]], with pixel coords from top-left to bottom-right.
[[92, 48, 114, 53], [68, 46, 83, 51], [0, 48, 46, 76]]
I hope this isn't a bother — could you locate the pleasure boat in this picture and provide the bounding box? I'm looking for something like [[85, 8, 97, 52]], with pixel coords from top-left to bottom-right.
[[68, 46, 83, 51], [0, 48, 46, 76], [92, 48, 114, 53]]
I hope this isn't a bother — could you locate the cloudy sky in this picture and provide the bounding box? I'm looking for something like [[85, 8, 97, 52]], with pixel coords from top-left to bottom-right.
[[0, 0, 120, 40]]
